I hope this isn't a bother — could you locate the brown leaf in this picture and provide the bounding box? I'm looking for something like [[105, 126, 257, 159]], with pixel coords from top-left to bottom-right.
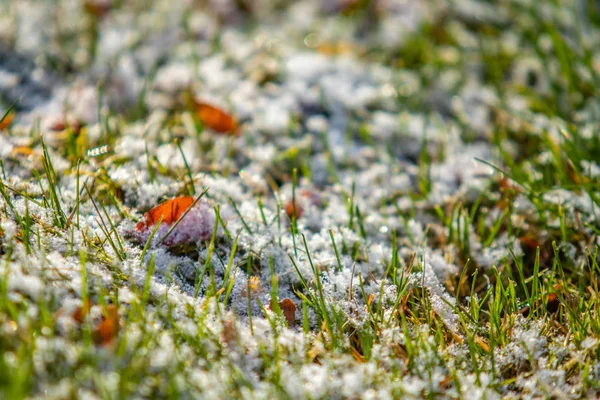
[[519, 235, 540, 250], [284, 200, 303, 220], [0, 111, 15, 130], [94, 304, 119, 346], [546, 293, 559, 314], [193, 100, 238, 135], [269, 298, 296, 327], [72, 300, 93, 324], [221, 319, 237, 348]]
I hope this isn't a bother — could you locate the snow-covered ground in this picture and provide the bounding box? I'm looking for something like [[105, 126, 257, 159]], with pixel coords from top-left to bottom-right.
[[1, 0, 599, 398]]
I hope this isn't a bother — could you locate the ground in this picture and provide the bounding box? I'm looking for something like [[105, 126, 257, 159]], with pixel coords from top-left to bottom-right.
[[1, 0, 600, 399]]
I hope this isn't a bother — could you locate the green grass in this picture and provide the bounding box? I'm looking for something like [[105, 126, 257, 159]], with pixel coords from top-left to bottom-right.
[[0, 0, 599, 398]]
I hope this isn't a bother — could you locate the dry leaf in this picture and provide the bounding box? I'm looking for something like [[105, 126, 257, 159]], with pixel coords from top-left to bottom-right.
[[474, 335, 489, 352], [136, 196, 194, 231], [0, 112, 15, 130], [221, 319, 237, 348], [193, 100, 238, 134], [350, 346, 365, 363], [366, 293, 375, 309], [269, 298, 296, 326], [72, 302, 120, 347], [72, 299, 93, 324], [284, 200, 303, 220], [94, 304, 119, 346], [519, 235, 540, 250]]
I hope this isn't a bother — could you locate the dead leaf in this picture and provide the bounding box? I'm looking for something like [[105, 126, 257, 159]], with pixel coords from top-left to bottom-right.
[[72, 299, 93, 324], [0, 111, 15, 130], [136, 196, 194, 231], [269, 298, 296, 326], [93, 304, 119, 346], [221, 319, 237, 348], [193, 100, 238, 135], [284, 200, 303, 220], [366, 293, 375, 309], [546, 293, 559, 313], [350, 346, 365, 363]]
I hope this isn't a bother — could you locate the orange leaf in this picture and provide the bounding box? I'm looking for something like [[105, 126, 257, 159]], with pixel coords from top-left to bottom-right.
[[72, 299, 93, 324], [0, 112, 14, 130], [367, 293, 375, 308], [193, 100, 238, 135], [269, 298, 296, 326], [284, 200, 303, 220], [94, 304, 119, 346], [546, 293, 559, 314], [136, 196, 194, 231]]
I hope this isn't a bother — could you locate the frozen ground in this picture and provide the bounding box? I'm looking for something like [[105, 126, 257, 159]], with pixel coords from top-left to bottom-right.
[[1, 0, 600, 398]]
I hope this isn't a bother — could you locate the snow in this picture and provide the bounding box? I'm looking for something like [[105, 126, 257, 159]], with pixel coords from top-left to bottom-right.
[[0, 0, 596, 398]]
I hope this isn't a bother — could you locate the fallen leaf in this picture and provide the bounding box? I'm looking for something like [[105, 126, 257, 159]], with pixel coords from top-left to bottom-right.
[[72, 299, 93, 323], [221, 319, 237, 348], [269, 298, 296, 326], [0, 111, 15, 130], [308, 339, 323, 362], [94, 304, 119, 346], [546, 293, 559, 313], [284, 200, 303, 220], [71, 302, 120, 347], [136, 196, 194, 231], [193, 100, 238, 134], [440, 375, 453, 389]]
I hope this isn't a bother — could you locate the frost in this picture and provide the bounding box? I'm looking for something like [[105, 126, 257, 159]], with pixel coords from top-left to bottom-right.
[[154, 63, 193, 93], [8, 274, 44, 300], [416, 260, 461, 337], [0, 0, 596, 398]]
